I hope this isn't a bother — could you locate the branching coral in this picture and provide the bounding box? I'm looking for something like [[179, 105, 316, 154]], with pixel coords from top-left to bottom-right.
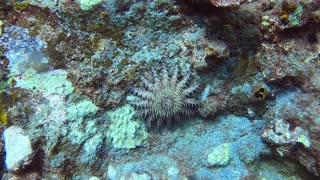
[[127, 66, 199, 130]]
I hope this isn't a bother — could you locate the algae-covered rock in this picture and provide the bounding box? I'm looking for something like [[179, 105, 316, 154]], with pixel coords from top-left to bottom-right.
[[80, 134, 103, 163]]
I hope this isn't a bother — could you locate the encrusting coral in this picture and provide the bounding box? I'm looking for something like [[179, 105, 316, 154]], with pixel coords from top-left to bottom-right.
[[107, 105, 148, 149], [127, 66, 199, 130]]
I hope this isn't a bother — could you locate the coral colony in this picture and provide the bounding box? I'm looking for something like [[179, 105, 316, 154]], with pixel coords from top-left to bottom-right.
[[0, 0, 319, 179]]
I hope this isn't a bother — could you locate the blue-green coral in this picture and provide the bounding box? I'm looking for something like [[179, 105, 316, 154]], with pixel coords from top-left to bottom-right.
[[289, 5, 304, 26], [79, 0, 103, 10]]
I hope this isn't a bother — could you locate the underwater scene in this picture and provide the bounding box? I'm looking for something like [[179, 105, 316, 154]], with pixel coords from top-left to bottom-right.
[[0, 0, 320, 179]]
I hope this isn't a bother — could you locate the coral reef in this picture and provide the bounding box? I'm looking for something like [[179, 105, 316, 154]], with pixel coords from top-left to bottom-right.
[[259, 0, 320, 41], [0, 0, 320, 179], [128, 66, 199, 130], [107, 115, 271, 179], [256, 42, 316, 83]]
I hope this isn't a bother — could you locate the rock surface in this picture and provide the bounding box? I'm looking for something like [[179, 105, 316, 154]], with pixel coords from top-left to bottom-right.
[[3, 126, 33, 172]]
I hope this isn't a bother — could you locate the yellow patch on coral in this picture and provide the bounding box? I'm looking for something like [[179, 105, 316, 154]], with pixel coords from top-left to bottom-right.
[[13, 0, 29, 10], [0, 20, 3, 36], [0, 98, 8, 125]]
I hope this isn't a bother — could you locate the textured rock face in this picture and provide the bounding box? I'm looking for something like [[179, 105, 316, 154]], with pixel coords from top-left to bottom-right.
[[199, 94, 226, 119], [262, 91, 320, 176], [262, 119, 311, 155], [256, 15, 320, 174], [259, 0, 320, 41], [4, 126, 33, 172], [256, 43, 316, 83], [252, 0, 320, 175]]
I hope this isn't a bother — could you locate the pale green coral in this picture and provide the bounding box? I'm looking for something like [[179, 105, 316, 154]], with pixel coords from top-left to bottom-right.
[[66, 100, 99, 144], [107, 105, 148, 149], [297, 134, 311, 148], [261, 15, 271, 26], [15, 69, 74, 95], [67, 100, 98, 120], [79, 0, 103, 10], [289, 5, 303, 26], [207, 143, 231, 166]]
